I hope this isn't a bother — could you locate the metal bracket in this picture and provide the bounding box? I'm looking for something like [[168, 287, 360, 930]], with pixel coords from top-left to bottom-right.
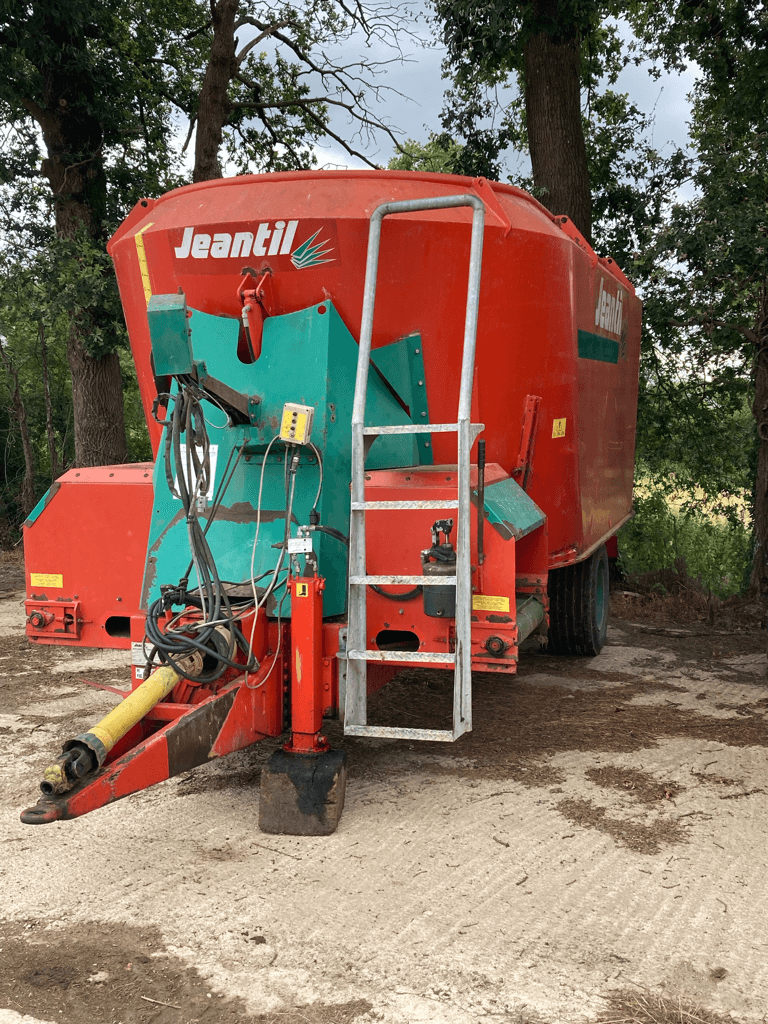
[[25, 599, 82, 640], [512, 394, 541, 492]]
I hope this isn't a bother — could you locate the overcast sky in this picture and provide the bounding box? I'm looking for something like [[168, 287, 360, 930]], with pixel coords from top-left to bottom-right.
[[311, 12, 699, 178]]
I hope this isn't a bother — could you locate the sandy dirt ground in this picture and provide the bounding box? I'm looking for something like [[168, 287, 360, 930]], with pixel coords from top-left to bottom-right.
[[1, 568, 768, 1024]]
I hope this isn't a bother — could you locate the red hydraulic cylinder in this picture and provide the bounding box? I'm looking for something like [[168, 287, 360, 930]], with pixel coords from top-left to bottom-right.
[[286, 574, 329, 754]]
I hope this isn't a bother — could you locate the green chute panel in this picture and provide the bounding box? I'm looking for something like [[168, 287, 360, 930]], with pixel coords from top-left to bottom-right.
[[142, 301, 430, 618]]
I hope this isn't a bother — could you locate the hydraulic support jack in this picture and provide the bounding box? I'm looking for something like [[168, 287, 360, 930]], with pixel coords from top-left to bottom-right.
[[259, 573, 347, 835]]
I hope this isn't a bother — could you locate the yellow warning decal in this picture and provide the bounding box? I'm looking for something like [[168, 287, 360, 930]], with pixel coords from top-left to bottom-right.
[[472, 594, 510, 613], [552, 418, 566, 439], [30, 573, 63, 589], [134, 222, 154, 306], [295, 582, 309, 597]]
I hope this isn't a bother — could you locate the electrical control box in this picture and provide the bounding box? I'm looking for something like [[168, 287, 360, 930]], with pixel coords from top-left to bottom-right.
[[279, 403, 315, 445]]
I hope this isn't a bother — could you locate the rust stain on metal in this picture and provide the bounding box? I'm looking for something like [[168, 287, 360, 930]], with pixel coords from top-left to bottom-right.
[[208, 502, 298, 526]]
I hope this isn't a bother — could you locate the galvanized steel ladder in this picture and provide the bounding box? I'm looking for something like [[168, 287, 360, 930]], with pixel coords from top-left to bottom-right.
[[345, 194, 486, 742]]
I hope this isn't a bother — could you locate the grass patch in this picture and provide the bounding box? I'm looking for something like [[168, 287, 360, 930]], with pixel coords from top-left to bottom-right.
[[599, 990, 737, 1024]]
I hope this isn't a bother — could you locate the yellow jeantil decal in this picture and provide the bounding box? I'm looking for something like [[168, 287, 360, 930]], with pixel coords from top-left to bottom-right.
[[472, 595, 510, 613], [30, 573, 63, 588], [134, 222, 154, 305], [552, 418, 566, 438]]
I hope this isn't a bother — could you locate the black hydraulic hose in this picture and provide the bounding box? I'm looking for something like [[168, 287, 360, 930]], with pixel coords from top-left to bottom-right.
[[369, 584, 423, 601], [145, 599, 258, 682], [311, 524, 348, 545], [306, 516, 421, 600]]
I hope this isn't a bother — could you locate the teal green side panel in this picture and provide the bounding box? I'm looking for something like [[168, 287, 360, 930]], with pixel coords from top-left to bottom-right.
[[371, 334, 433, 465], [142, 301, 423, 618], [577, 330, 619, 364], [147, 294, 194, 376], [478, 477, 546, 541], [25, 486, 56, 528]]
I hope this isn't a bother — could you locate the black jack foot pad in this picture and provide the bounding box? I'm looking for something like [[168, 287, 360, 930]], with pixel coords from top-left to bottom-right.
[[259, 748, 347, 836]]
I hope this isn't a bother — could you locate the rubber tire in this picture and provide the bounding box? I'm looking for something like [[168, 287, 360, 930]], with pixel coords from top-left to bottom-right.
[[547, 544, 609, 656]]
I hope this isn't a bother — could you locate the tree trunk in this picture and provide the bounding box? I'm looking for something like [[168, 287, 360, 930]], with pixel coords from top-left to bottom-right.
[[38, 321, 60, 480], [194, 0, 239, 182], [41, 145, 129, 467], [750, 289, 768, 601], [66, 327, 127, 468], [22, 15, 128, 469], [523, 29, 592, 243]]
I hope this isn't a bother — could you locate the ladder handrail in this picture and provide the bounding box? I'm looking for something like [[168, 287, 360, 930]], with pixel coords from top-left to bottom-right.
[[347, 194, 486, 740], [351, 194, 485, 445]]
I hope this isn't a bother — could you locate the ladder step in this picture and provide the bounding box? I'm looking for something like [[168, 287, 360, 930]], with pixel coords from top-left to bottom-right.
[[349, 575, 456, 586], [347, 650, 456, 663], [363, 423, 457, 434], [351, 500, 458, 510], [345, 725, 456, 741], [361, 423, 485, 437]]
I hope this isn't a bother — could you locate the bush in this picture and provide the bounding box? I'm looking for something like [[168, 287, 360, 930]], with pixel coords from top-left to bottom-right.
[[618, 482, 752, 598]]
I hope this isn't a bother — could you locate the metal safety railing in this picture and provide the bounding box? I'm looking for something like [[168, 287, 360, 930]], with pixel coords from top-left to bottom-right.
[[344, 194, 486, 742]]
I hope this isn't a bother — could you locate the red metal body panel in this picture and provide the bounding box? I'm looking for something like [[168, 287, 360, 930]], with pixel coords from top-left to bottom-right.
[[363, 463, 548, 673], [23, 465, 154, 649], [108, 171, 641, 568]]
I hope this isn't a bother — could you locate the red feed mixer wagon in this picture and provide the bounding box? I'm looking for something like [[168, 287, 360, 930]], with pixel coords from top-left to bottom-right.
[[21, 171, 640, 834]]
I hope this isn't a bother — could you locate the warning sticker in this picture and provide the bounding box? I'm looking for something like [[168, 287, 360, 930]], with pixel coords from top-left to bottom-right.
[[472, 594, 510, 613], [30, 573, 63, 589], [552, 418, 566, 439], [295, 583, 309, 597]]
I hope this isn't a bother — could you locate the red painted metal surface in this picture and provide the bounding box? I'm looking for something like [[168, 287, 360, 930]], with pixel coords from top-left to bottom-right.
[[23, 464, 154, 649], [285, 574, 329, 753], [363, 463, 548, 674], [109, 170, 640, 566]]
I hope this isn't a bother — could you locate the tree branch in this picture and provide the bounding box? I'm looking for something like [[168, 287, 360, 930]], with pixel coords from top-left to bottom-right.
[[235, 19, 295, 65], [670, 318, 760, 346]]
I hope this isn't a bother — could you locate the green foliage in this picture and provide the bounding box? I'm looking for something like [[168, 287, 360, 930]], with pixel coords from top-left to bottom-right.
[[387, 135, 463, 174], [623, 4, 768, 531], [0, 231, 152, 529], [619, 481, 752, 598], [435, 0, 609, 76], [45, 232, 128, 360], [0, 256, 73, 525]]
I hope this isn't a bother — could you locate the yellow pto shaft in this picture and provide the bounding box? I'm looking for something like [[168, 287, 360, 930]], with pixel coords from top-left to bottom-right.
[[41, 664, 186, 796]]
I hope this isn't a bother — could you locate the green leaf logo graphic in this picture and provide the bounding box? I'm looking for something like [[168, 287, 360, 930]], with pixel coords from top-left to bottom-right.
[[291, 229, 335, 269]]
